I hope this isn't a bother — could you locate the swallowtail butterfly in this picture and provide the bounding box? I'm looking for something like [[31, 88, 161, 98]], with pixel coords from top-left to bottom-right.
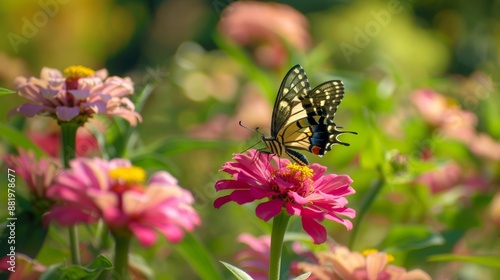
[[260, 65, 356, 165]]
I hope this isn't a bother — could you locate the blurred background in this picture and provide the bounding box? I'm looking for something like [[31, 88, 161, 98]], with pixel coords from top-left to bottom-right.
[[1, 0, 500, 279]]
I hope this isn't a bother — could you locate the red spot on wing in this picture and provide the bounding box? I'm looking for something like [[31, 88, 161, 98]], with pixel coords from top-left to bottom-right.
[[311, 145, 322, 155]]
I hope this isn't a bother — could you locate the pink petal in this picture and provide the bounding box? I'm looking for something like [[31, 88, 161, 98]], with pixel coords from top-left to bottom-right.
[[129, 223, 158, 247], [231, 189, 258, 204], [41, 67, 63, 80], [148, 171, 178, 186], [56, 106, 80, 121], [256, 199, 283, 221], [301, 217, 327, 244], [366, 253, 388, 280], [8, 103, 48, 118], [215, 180, 251, 191], [214, 195, 233, 208], [289, 191, 309, 204], [68, 90, 90, 101], [82, 101, 107, 114], [156, 224, 184, 243]]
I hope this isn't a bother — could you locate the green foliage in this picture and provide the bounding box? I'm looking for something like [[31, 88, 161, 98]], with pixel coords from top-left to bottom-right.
[[40, 255, 113, 280], [220, 261, 254, 280]]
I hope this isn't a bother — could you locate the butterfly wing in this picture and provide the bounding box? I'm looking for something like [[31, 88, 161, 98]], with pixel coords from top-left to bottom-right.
[[270, 65, 311, 136], [279, 80, 355, 156], [262, 65, 355, 165]]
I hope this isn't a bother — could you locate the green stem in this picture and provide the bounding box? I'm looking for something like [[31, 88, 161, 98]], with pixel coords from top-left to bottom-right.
[[60, 121, 81, 265], [348, 166, 385, 249], [113, 233, 131, 279], [269, 210, 291, 280]]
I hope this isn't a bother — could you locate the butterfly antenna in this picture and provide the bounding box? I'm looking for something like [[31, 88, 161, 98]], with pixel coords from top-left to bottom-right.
[[238, 121, 265, 137]]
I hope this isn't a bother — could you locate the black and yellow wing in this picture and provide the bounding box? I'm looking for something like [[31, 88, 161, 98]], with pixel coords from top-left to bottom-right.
[[262, 65, 356, 165]]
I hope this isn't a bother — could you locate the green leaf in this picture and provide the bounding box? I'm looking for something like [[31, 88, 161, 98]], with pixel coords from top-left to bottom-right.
[[40, 255, 113, 280], [0, 87, 15, 95], [293, 272, 312, 280], [0, 123, 46, 157], [380, 224, 444, 251], [175, 233, 223, 280], [359, 108, 384, 170], [220, 261, 254, 280], [428, 254, 500, 269]]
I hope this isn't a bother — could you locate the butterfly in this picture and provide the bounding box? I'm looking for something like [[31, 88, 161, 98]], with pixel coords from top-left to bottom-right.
[[260, 64, 356, 165]]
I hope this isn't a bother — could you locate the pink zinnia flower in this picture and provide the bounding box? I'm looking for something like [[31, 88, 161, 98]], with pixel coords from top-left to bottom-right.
[[8, 65, 141, 126], [214, 150, 356, 244], [218, 1, 311, 68], [3, 148, 60, 201], [234, 234, 271, 280], [292, 246, 431, 280], [414, 161, 462, 194], [46, 158, 200, 246], [411, 89, 477, 144], [469, 133, 500, 161]]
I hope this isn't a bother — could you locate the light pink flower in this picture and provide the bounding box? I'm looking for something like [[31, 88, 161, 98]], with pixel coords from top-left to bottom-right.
[[414, 162, 462, 194], [218, 1, 311, 68], [234, 234, 271, 280], [469, 133, 500, 161], [414, 161, 489, 195], [214, 150, 356, 244], [3, 148, 60, 200], [411, 89, 477, 144], [46, 158, 200, 246], [292, 246, 431, 280], [8, 66, 141, 126]]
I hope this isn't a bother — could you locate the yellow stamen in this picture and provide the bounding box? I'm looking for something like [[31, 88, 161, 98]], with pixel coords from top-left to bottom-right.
[[109, 166, 146, 184], [361, 249, 379, 256], [361, 249, 395, 263], [63, 65, 95, 78], [285, 163, 313, 181], [387, 253, 395, 263]]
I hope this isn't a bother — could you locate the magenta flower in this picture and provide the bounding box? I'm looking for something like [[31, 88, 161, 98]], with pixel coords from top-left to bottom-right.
[[3, 148, 60, 200], [8, 65, 141, 126], [46, 158, 200, 246], [214, 150, 356, 244]]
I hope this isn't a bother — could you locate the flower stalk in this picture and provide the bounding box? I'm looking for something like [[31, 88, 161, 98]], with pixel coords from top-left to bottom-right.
[[112, 233, 131, 279], [60, 121, 81, 265], [268, 210, 291, 280]]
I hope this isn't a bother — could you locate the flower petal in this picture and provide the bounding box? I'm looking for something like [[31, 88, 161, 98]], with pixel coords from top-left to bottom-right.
[[256, 199, 283, 221], [56, 106, 80, 121], [148, 171, 178, 186], [301, 217, 327, 244], [129, 222, 158, 247], [8, 103, 48, 118]]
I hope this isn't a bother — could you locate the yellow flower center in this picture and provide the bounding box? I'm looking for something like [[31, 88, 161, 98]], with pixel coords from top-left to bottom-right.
[[361, 249, 379, 256], [284, 163, 313, 181], [64, 65, 95, 78], [362, 249, 395, 263], [109, 166, 146, 184]]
